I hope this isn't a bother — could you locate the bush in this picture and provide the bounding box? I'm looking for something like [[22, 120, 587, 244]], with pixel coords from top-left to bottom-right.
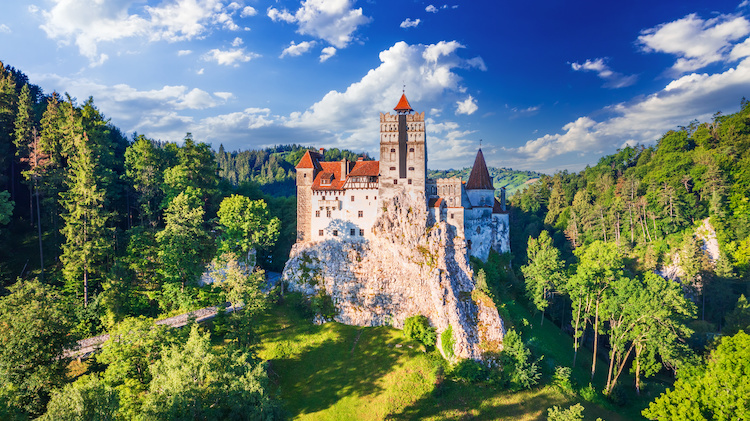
[[547, 403, 584, 421], [440, 325, 455, 360], [499, 329, 541, 390], [311, 290, 337, 321], [552, 366, 574, 393], [450, 359, 487, 383], [403, 315, 437, 347]]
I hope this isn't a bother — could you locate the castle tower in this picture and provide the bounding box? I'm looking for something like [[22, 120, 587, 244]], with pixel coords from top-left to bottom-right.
[[295, 150, 322, 241], [378, 93, 427, 202], [465, 148, 495, 208]]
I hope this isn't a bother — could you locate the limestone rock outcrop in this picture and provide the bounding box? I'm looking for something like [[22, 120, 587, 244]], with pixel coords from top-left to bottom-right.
[[282, 192, 506, 360]]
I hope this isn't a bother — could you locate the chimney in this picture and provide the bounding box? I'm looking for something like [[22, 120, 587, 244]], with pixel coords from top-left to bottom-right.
[[341, 159, 349, 178], [357, 156, 364, 161], [500, 187, 506, 212], [319, 147, 325, 156]]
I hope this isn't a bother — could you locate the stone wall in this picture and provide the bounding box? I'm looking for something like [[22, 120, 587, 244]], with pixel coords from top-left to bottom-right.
[[282, 192, 506, 360]]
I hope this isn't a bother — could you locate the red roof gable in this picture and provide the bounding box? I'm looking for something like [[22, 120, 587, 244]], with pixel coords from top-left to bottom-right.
[[394, 94, 413, 113], [493, 197, 507, 214], [428, 197, 444, 208], [296, 150, 322, 170], [466, 149, 494, 190], [347, 160, 379, 177]]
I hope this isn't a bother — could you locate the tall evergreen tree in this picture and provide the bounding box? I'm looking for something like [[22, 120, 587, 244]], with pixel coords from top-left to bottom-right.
[[60, 128, 112, 307]]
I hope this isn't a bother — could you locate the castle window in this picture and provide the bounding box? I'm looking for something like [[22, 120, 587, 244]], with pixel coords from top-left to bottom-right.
[[350, 229, 355, 236], [322, 196, 326, 200], [450, 213, 454, 219], [351, 195, 354, 202], [390, 166, 396, 171], [326, 210, 332, 217], [408, 167, 414, 171], [333, 230, 338, 237], [394, 179, 398, 184], [390, 148, 396, 153], [315, 210, 320, 217], [409, 147, 414, 152], [358, 210, 363, 218], [304, 174, 307, 178], [359, 229, 364, 236], [365, 196, 368, 199], [408, 179, 412, 185], [319, 230, 324, 236], [467, 240, 472, 250], [374, 196, 377, 200]]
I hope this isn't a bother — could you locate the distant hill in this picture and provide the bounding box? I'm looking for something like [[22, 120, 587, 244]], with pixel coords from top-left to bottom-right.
[[428, 167, 545, 197], [219, 145, 541, 198]]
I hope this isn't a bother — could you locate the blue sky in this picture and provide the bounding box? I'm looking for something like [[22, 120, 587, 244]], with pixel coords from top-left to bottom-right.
[[1, 0, 749, 172]]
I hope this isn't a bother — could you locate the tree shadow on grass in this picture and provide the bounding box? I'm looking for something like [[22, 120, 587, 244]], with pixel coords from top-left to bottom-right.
[[267, 322, 406, 417], [387, 382, 569, 421]]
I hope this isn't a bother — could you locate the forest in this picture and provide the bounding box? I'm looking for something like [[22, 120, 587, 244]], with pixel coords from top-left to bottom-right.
[[510, 99, 750, 418], [0, 57, 749, 420]]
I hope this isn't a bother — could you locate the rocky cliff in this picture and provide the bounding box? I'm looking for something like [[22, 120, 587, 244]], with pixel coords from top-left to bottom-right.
[[281, 192, 505, 360]]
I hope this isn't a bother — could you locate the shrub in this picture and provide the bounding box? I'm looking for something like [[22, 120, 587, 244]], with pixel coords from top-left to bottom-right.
[[440, 325, 455, 360], [499, 329, 541, 390], [552, 366, 574, 393], [311, 290, 337, 321], [450, 359, 487, 383], [547, 403, 585, 421], [403, 315, 437, 347]]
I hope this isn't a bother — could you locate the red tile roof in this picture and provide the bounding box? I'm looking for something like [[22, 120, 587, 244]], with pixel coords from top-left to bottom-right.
[[394, 94, 413, 113], [466, 149, 494, 190], [296, 150, 322, 170], [312, 162, 346, 191], [347, 160, 379, 177]]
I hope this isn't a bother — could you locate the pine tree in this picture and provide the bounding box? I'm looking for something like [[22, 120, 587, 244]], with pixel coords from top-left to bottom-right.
[[14, 83, 34, 220], [60, 129, 111, 307]]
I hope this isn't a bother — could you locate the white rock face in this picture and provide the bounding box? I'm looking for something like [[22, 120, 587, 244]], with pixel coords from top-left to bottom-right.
[[282, 192, 506, 360], [657, 218, 721, 282]]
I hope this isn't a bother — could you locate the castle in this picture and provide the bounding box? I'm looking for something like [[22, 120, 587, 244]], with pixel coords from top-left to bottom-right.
[[295, 94, 510, 260]]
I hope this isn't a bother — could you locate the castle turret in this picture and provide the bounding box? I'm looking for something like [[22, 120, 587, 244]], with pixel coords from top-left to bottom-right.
[[465, 148, 495, 208], [295, 150, 321, 241]]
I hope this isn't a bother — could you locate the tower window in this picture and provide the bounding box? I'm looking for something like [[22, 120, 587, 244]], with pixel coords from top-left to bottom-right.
[[408, 167, 414, 171], [315, 210, 320, 217], [326, 210, 332, 217], [390, 148, 396, 153], [408, 179, 412, 185], [390, 166, 396, 171], [304, 174, 307, 178], [333, 230, 338, 237], [350, 228, 355, 236], [351, 195, 354, 201], [358, 211, 363, 218], [394, 179, 398, 184], [319, 230, 324, 236], [409, 147, 414, 152], [359, 229, 364, 236]]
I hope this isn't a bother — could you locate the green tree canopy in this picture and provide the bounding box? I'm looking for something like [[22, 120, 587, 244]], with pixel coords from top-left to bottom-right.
[[0, 280, 77, 416]]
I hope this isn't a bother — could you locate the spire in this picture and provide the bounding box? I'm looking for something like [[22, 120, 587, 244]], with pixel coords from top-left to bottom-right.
[[394, 93, 413, 114], [466, 148, 493, 190]]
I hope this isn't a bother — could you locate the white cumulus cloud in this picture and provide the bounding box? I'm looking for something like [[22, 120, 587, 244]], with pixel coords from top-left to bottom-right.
[[400, 18, 420, 28], [506, 56, 750, 170], [456, 95, 478, 115], [280, 40, 316, 58], [425, 5, 438, 13], [240, 6, 257, 17], [0, 24, 11, 34], [320, 46, 337, 62], [571, 58, 637, 88], [177, 49, 192, 56], [35, 0, 248, 65], [203, 47, 259, 66], [267, 0, 370, 48], [638, 13, 750, 73]]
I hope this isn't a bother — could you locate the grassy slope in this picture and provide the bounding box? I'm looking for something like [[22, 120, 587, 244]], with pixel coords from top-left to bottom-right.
[[254, 299, 642, 420]]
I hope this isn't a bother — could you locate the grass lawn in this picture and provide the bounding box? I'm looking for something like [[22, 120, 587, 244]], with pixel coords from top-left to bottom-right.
[[254, 297, 648, 420]]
